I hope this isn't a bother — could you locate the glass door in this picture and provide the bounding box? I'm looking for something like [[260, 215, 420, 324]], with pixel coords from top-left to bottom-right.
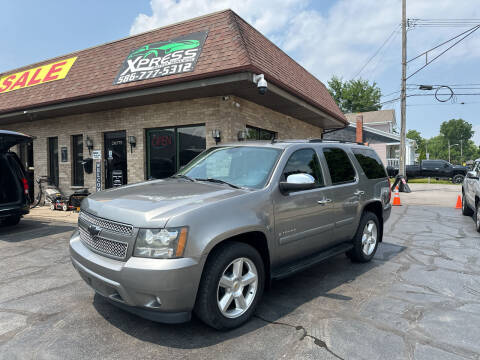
[[104, 131, 127, 189], [48, 137, 59, 187]]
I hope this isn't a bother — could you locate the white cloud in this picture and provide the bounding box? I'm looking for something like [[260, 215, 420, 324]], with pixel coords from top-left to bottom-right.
[[129, 0, 480, 83], [130, 0, 308, 38]]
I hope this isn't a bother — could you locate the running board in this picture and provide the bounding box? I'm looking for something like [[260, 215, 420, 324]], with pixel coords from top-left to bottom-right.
[[271, 242, 353, 280]]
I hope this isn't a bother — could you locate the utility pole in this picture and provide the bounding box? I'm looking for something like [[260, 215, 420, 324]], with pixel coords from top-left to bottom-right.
[[399, 0, 407, 176], [460, 139, 463, 164], [448, 139, 451, 163]]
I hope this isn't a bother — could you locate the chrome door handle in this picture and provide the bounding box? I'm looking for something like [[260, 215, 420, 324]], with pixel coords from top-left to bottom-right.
[[318, 199, 332, 205], [354, 190, 365, 196]]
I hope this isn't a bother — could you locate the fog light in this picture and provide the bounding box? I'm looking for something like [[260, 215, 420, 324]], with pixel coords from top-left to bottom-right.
[[155, 296, 162, 305]]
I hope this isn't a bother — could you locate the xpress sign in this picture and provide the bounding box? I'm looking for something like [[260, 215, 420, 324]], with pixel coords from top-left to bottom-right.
[[114, 31, 208, 85]]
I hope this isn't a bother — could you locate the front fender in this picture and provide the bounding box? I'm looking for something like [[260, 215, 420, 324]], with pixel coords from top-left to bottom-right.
[[166, 190, 275, 261]]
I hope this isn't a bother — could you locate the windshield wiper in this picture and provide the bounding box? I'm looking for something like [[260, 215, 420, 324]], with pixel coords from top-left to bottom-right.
[[195, 178, 241, 189], [171, 174, 195, 182]]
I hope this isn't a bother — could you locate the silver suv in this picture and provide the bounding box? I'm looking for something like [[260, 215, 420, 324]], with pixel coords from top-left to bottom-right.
[[462, 158, 480, 231], [70, 140, 391, 329]]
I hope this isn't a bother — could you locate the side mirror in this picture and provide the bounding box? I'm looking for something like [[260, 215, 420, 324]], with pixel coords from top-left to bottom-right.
[[467, 171, 479, 180], [279, 173, 316, 193]]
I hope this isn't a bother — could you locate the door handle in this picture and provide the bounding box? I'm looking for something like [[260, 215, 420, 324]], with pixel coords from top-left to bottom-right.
[[317, 199, 332, 205], [354, 190, 365, 196]]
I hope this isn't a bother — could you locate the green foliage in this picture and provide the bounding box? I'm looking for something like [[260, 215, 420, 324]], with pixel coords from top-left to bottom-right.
[[439, 119, 474, 144], [407, 129, 426, 161], [327, 76, 382, 113]]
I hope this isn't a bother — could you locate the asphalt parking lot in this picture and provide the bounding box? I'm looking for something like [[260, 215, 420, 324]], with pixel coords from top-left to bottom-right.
[[0, 185, 479, 359]]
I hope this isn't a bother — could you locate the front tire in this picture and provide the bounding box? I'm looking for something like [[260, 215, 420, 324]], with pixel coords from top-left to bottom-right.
[[194, 242, 265, 330], [348, 212, 380, 263]]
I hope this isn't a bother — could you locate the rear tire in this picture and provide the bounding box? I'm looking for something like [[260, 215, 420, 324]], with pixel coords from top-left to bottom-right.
[[349, 212, 380, 263], [453, 174, 465, 184], [462, 193, 474, 216], [194, 242, 265, 330], [2, 215, 21, 226]]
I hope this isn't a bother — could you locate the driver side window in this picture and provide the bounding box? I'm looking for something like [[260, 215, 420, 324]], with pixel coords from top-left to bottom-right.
[[282, 148, 324, 187]]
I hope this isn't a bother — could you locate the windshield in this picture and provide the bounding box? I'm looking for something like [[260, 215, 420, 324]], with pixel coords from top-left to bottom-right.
[[177, 146, 282, 189]]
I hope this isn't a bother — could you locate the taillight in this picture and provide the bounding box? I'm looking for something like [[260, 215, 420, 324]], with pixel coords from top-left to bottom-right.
[[21, 178, 29, 195]]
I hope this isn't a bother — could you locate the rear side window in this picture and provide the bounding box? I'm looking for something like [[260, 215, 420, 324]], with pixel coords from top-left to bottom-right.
[[323, 148, 356, 185], [282, 148, 324, 187], [352, 148, 387, 179]]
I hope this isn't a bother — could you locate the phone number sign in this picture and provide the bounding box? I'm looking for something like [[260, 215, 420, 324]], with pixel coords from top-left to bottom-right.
[[114, 31, 208, 85]]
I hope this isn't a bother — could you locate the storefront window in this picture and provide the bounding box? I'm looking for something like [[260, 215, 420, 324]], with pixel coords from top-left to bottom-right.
[[72, 135, 84, 186], [246, 125, 277, 140], [146, 125, 206, 179]]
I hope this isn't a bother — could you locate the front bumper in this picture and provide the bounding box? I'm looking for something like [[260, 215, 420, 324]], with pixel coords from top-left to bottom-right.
[[69, 230, 202, 323]]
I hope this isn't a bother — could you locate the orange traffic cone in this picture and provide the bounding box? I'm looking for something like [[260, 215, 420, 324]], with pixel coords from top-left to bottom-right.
[[455, 195, 462, 209], [392, 186, 401, 206]]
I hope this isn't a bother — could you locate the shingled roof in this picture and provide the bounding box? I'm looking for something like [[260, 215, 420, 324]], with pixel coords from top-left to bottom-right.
[[0, 10, 345, 124]]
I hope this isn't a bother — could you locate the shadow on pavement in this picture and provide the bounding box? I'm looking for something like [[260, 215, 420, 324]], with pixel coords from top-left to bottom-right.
[[93, 241, 405, 349], [0, 218, 75, 242]]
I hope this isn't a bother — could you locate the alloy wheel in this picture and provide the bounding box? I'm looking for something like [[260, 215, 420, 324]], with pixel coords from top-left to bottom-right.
[[361, 220, 377, 256], [217, 257, 258, 318]]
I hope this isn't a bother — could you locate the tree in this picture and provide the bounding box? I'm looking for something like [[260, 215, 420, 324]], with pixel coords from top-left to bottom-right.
[[407, 129, 426, 161], [327, 76, 382, 113], [439, 118, 474, 144]]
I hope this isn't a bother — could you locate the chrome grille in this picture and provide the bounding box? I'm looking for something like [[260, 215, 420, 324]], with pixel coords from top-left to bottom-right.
[[79, 227, 128, 260], [79, 211, 133, 236]]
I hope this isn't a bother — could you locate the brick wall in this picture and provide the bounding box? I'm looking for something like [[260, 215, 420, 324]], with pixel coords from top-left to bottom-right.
[[4, 95, 323, 196]]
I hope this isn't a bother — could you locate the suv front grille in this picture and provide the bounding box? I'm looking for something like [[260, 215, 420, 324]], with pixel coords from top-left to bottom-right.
[[79, 211, 133, 236], [79, 227, 128, 260]]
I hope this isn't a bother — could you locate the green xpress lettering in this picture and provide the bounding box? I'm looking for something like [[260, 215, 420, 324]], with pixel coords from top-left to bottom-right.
[[114, 31, 208, 85]]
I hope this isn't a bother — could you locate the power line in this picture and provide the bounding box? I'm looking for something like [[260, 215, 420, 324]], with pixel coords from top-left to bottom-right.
[[351, 25, 400, 79], [406, 24, 480, 79], [409, 18, 480, 28], [381, 89, 402, 98]]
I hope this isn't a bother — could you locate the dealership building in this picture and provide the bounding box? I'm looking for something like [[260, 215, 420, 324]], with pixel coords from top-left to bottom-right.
[[0, 10, 346, 196]]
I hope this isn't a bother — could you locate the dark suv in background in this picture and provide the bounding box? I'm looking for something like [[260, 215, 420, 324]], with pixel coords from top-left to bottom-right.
[[0, 130, 32, 226]]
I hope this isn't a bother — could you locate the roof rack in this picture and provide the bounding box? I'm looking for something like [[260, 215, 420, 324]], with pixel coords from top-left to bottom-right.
[[308, 139, 365, 145]]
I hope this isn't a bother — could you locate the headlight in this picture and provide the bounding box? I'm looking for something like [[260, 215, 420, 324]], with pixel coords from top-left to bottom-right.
[[134, 227, 188, 259]]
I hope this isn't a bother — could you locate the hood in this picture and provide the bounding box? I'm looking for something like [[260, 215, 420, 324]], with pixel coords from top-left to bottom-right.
[[81, 178, 249, 228], [0, 130, 33, 152], [453, 165, 467, 169]]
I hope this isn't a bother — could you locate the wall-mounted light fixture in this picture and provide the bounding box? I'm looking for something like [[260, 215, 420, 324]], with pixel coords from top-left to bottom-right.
[[86, 136, 94, 155], [128, 136, 137, 153], [237, 129, 247, 141], [212, 129, 221, 144]]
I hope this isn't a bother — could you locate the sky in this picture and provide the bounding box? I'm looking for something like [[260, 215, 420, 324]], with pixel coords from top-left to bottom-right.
[[1, 0, 479, 144]]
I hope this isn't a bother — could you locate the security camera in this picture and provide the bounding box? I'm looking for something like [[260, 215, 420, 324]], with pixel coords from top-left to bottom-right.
[[253, 74, 268, 95]]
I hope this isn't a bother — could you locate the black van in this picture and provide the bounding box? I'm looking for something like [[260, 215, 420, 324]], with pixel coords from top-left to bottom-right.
[[0, 130, 32, 226]]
